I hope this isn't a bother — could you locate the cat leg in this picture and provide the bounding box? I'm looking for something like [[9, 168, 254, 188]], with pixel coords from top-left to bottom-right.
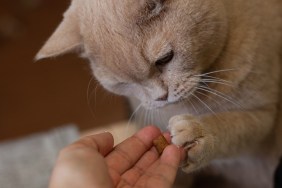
[[168, 105, 276, 173]]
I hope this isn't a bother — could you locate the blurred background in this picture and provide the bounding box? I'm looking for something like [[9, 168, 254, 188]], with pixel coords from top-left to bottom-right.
[[0, 0, 129, 141]]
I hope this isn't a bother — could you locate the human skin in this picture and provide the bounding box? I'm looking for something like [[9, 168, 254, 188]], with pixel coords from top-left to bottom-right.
[[49, 126, 182, 188]]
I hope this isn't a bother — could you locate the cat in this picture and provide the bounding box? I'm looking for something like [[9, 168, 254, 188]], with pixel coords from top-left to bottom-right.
[[36, 0, 282, 187]]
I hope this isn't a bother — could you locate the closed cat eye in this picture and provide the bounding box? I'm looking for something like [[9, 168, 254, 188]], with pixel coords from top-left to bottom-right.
[[147, 1, 157, 11], [155, 50, 174, 70]]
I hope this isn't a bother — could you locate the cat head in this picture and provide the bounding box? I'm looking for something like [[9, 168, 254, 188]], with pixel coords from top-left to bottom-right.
[[37, 0, 228, 109]]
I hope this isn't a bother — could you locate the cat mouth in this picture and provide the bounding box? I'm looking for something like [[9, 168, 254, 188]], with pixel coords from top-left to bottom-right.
[[143, 85, 199, 109]]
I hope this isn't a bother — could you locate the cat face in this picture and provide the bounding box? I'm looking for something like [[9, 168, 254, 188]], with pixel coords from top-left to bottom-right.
[[37, 0, 228, 109]]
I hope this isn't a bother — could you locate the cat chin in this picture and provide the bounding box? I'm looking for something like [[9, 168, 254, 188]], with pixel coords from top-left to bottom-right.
[[141, 95, 193, 109], [142, 99, 182, 110], [142, 101, 169, 110]]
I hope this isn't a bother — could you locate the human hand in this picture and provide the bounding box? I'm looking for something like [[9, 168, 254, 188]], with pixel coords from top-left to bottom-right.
[[49, 126, 182, 188]]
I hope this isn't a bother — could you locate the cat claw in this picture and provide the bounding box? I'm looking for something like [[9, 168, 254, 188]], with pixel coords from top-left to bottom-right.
[[183, 139, 200, 150]]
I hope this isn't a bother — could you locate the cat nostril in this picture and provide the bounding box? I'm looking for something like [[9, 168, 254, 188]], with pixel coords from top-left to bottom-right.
[[156, 93, 168, 101]]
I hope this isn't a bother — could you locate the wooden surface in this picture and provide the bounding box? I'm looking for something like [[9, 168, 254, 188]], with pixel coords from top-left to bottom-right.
[[0, 0, 128, 141]]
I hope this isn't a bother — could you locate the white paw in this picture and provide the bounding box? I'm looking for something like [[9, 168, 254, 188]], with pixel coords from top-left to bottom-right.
[[168, 115, 215, 173]]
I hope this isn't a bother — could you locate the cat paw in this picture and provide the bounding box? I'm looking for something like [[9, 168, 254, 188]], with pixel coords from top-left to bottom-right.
[[168, 115, 215, 173]]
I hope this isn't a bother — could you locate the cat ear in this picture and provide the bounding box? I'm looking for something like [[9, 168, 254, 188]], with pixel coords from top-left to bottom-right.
[[36, 5, 81, 60]]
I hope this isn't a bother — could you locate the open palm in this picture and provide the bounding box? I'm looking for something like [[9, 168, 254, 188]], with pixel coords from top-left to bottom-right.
[[49, 126, 182, 188]]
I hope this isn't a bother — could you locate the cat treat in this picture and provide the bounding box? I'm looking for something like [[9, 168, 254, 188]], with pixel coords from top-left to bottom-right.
[[153, 135, 169, 155]]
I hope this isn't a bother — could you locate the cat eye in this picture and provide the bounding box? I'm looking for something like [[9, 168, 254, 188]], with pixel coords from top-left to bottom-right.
[[148, 1, 157, 11], [155, 50, 174, 70]]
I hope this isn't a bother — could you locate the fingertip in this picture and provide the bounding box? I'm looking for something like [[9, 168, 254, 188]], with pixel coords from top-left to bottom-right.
[[102, 132, 115, 146], [163, 145, 181, 155], [142, 125, 162, 134], [155, 145, 181, 183], [162, 132, 171, 143], [94, 132, 114, 145], [135, 125, 162, 143], [83, 132, 114, 155], [161, 145, 181, 166]]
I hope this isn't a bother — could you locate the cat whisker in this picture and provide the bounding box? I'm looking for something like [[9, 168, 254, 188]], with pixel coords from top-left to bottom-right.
[[148, 108, 153, 125], [141, 106, 148, 128], [154, 109, 159, 126], [181, 71, 236, 89], [88, 77, 102, 106], [196, 85, 244, 110], [156, 109, 164, 128], [141, 106, 147, 127], [188, 97, 199, 115], [94, 84, 101, 105], [149, 109, 153, 125], [86, 76, 94, 108], [86, 76, 99, 119], [144, 108, 149, 126], [200, 75, 233, 84], [200, 79, 235, 88], [160, 110, 168, 128], [196, 85, 235, 105], [180, 97, 197, 115], [135, 105, 142, 126], [146, 107, 150, 125], [149, 108, 153, 125], [156, 109, 161, 126], [127, 103, 142, 128], [191, 93, 217, 117], [194, 68, 239, 77], [195, 90, 227, 112], [192, 92, 224, 122], [195, 90, 231, 125]]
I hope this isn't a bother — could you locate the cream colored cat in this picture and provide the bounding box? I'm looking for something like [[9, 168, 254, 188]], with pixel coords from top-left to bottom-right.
[[37, 0, 282, 187]]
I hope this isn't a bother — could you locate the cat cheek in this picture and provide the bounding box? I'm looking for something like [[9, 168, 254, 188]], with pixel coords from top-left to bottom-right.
[[122, 86, 143, 100], [168, 93, 180, 103], [167, 87, 181, 103]]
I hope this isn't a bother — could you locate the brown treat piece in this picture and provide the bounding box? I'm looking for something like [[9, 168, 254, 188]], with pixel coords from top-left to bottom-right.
[[153, 135, 169, 155]]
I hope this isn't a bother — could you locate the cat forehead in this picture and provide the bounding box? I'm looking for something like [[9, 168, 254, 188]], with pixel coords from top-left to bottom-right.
[[78, 0, 171, 74], [78, 0, 167, 28]]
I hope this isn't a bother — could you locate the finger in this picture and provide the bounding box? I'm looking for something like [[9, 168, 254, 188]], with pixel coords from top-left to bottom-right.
[[118, 132, 173, 187], [162, 132, 172, 143], [68, 132, 114, 156], [118, 147, 159, 186], [159, 145, 181, 182], [106, 126, 161, 184], [50, 133, 115, 188], [135, 145, 181, 188]]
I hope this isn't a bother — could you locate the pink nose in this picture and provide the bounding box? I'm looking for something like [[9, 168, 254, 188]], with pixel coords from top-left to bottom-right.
[[155, 93, 168, 101]]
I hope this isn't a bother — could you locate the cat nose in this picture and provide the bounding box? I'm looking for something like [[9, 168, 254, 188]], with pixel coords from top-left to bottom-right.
[[155, 93, 168, 101]]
